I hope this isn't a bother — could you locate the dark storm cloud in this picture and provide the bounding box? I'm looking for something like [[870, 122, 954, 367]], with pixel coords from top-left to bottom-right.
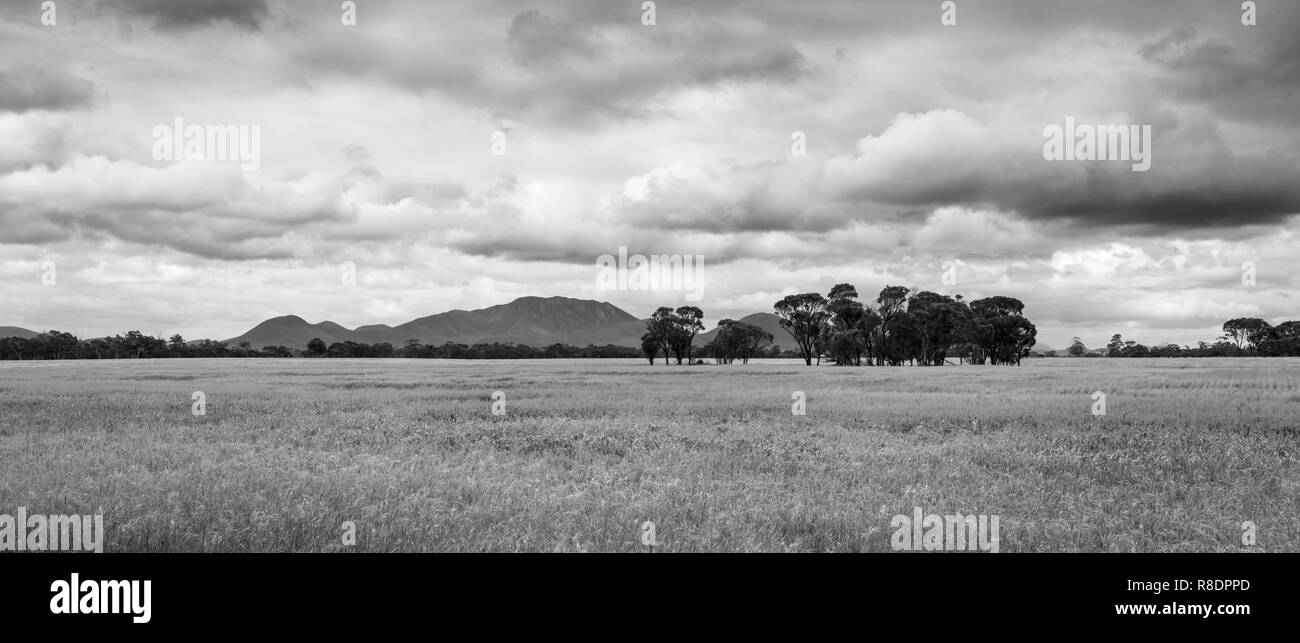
[[820, 105, 1300, 232], [507, 9, 593, 68], [98, 0, 269, 31], [0, 208, 72, 245], [0, 151, 373, 260], [446, 237, 595, 264], [1139, 12, 1300, 127], [0, 68, 94, 113], [506, 0, 1222, 41], [1019, 156, 1300, 228], [4, 204, 317, 261], [75, 212, 298, 260], [0, 216, 271, 262], [866, 159, 1300, 231], [285, 5, 805, 124]]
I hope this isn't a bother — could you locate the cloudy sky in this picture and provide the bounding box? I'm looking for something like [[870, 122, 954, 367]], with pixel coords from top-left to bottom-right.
[[1, 0, 1297, 349]]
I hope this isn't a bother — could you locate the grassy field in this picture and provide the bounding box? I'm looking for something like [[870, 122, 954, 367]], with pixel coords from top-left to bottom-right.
[[1, 357, 1296, 552]]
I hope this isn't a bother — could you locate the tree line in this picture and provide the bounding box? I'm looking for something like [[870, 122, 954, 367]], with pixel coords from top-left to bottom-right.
[[1061, 317, 1300, 358], [0, 331, 264, 360], [0, 331, 642, 360], [640, 283, 1038, 366], [310, 339, 641, 359]]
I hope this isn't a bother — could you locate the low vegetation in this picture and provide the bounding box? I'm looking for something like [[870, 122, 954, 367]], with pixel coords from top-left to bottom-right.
[[1, 358, 1295, 552]]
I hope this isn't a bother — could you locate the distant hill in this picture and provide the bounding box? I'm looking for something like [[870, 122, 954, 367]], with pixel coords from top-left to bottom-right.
[[695, 313, 789, 348], [1029, 343, 1057, 355], [388, 296, 644, 346], [0, 326, 39, 339], [225, 315, 359, 349], [225, 296, 649, 350]]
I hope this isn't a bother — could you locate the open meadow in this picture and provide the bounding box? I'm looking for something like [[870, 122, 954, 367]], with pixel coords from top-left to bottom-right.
[[1, 357, 1296, 552]]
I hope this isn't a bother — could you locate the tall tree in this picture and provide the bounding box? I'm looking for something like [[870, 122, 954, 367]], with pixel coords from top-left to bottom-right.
[[1222, 318, 1271, 353], [674, 306, 705, 363], [876, 286, 915, 365], [1107, 334, 1124, 357], [1067, 336, 1087, 357], [826, 283, 866, 366], [646, 307, 677, 365], [967, 297, 1034, 365], [773, 293, 829, 366], [640, 333, 661, 364]]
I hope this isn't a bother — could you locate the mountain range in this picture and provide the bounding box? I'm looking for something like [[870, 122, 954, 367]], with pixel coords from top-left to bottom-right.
[[223, 296, 790, 350]]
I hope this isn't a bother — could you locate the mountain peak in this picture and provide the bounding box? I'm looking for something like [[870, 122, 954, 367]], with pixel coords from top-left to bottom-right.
[[265, 314, 307, 324], [226, 296, 646, 350]]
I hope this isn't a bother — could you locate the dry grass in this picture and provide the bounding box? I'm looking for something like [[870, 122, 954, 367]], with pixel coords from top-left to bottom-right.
[[0, 357, 1296, 552]]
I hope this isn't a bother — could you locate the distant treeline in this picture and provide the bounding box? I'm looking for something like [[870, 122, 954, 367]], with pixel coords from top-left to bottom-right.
[[328, 340, 643, 359], [6, 312, 1294, 363], [1058, 318, 1300, 358], [0, 331, 650, 360]]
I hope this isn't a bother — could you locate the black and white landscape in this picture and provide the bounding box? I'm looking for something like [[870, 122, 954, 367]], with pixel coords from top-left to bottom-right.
[[1, 0, 1297, 561]]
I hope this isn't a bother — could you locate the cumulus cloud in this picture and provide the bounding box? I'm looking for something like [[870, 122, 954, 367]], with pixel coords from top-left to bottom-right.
[[911, 207, 1042, 255], [0, 113, 69, 171]]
